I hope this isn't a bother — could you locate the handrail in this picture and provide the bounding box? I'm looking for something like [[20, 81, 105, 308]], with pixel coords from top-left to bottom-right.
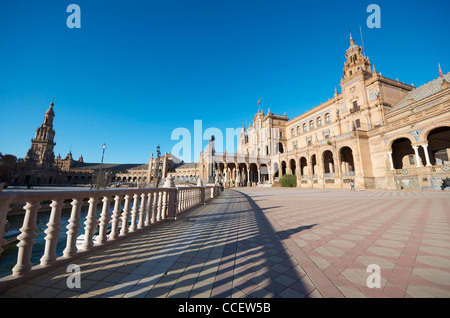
[[0, 181, 220, 286]]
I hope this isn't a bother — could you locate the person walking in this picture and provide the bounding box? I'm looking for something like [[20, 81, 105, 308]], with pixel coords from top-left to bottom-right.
[[350, 180, 355, 191]]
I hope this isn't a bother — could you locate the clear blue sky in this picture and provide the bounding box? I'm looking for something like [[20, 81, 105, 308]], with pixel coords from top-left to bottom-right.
[[0, 0, 449, 164]]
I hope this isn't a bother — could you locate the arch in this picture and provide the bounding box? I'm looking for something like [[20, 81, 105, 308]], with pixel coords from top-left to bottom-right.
[[273, 162, 279, 179], [260, 164, 269, 183], [391, 138, 415, 169], [420, 123, 450, 142], [426, 126, 450, 165], [303, 123, 307, 133], [299, 157, 308, 176], [238, 162, 248, 186], [325, 113, 331, 124], [309, 120, 314, 130], [387, 134, 415, 151], [317, 116, 322, 127], [281, 161, 287, 176], [339, 146, 355, 174], [289, 158, 296, 176], [249, 163, 258, 184], [278, 142, 284, 154], [310, 154, 317, 176], [322, 150, 335, 175]]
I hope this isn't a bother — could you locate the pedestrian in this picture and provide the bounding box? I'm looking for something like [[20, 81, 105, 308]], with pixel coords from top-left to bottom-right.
[[350, 180, 355, 191]]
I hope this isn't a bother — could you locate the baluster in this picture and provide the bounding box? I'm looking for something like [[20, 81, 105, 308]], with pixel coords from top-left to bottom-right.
[[63, 197, 82, 258], [129, 193, 139, 232], [151, 192, 158, 224], [161, 190, 168, 220], [179, 190, 182, 211], [97, 196, 111, 245], [109, 195, 122, 240], [40, 199, 64, 266], [12, 200, 40, 277], [145, 192, 153, 226], [156, 191, 162, 221], [119, 194, 131, 236], [138, 193, 146, 229], [0, 197, 12, 257], [80, 197, 98, 251]]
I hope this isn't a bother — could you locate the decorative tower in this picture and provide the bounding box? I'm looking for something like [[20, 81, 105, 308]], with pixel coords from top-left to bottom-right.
[[342, 31, 372, 81], [25, 99, 56, 169]]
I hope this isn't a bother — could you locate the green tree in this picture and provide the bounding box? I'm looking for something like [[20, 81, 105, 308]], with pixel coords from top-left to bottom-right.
[[0, 153, 25, 183], [279, 174, 297, 187]]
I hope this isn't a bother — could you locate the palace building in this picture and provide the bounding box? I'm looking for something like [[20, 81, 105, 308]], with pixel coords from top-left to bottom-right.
[[8, 33, 450, 191], [11, 102, 199, 187], [198, 34, 450, 190]]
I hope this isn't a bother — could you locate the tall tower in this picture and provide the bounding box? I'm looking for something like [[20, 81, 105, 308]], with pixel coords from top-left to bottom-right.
[[25, 99, 56, 169], [342, 31, 372, 81]]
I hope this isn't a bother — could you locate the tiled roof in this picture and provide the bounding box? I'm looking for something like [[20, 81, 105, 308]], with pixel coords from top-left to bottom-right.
[[391, 72, 450, 111]]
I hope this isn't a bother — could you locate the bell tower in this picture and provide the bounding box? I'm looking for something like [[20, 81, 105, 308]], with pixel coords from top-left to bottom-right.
[[25, 99, 56, 169], [342, 31, 372, 81]]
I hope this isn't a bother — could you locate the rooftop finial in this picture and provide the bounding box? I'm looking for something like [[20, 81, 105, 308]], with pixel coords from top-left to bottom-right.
[[349, 30, 354, 45]]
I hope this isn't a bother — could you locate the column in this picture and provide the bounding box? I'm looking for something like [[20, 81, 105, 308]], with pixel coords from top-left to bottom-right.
[[268, 166, 272, 184], [421, 143, 432, 166], [258, 169, 261, 184], [387, 151, 394, 170], [412, 146, 422, 167]]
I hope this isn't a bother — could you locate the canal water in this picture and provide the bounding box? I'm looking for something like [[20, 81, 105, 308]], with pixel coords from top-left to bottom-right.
[[0, 204, 110, 278]]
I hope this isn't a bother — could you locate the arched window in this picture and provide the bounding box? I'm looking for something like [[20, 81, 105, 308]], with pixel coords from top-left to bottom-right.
[[325, 113, 331, 124], [291, 128, 295, 137], [317, 117, 322, 127], [309, 120, 314, 130], [303, 123, 307, 133], [297, 126, 301, 135]]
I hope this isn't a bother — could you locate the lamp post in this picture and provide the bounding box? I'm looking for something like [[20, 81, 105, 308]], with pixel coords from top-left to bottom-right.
[[96, 143, 107, 189], [154, 145, 161, 188]]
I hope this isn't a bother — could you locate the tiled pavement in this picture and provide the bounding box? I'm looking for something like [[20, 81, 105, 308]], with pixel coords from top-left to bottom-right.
[[0, 187, 449, 298]]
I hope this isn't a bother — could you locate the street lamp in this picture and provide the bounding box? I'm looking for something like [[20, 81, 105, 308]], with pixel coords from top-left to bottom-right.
[[96, 143, 107, 189], [154, 145, 161, 188]]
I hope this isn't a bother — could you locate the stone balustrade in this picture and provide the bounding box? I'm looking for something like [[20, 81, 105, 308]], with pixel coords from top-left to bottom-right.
[[0, 177, 219, 289]]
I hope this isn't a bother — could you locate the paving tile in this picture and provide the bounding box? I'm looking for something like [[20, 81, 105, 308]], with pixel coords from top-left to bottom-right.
[[2, 188, 450, 299]]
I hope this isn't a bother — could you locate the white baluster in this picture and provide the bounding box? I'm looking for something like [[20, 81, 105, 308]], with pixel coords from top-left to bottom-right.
[[97, 196, 111, 245], [63, 197, 82, 258], [109, 195, 122, 240], [40, 199, 63, 266], [0, 197, 12, 257], [161, 190, 168, 220], [80, 197, 98, 251], [12, 200, 40, 277], [138, 193, 146, 229], [151, 192, 158, 224], [144, 192, 153, 226], [156, 191, 162, 221], [129, 193, 139, 232], [120, 194, 131, 236]]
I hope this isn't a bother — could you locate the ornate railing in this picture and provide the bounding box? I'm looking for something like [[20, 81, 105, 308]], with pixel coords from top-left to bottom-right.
[[0, 177, 219, 288]]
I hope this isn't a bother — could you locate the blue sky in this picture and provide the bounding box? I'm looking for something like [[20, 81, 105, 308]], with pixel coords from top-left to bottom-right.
[[0, 0, 449, 164]]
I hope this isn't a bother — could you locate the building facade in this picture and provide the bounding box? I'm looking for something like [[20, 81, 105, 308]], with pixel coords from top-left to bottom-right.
[[198, 34, 450, 190]]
